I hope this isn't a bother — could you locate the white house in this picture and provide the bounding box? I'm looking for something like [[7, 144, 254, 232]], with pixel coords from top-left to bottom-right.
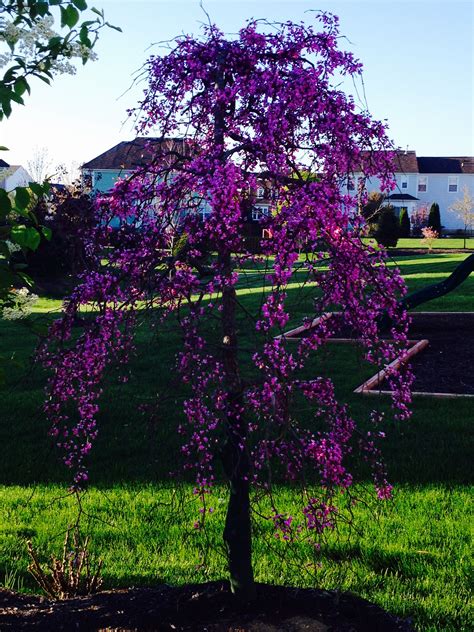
[[347, 151, 474, 232], [0, 160, 33, 191]]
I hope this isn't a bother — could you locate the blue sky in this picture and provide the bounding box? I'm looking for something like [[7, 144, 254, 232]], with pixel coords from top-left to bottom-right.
[[2, 0, 473, 170]]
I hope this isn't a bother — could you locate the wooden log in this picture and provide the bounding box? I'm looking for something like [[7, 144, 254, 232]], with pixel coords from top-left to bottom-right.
[[275, 311, 334, 340], [360, 389, 474, 399], [354, 339, 429, 394]]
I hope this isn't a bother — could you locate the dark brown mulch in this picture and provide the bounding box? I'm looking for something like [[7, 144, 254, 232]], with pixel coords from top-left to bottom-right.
[[297, 312, 474, 395], [0, 582, 413, 631], [385, 312, 474, 395]]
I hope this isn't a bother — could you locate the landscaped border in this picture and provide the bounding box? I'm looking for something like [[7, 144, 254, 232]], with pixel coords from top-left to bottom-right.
[[278, 312, 474, 399]]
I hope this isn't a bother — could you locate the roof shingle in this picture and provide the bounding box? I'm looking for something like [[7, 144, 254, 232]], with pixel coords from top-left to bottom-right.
[[417, 156, 474, 174], [82, 137, 191, 170]]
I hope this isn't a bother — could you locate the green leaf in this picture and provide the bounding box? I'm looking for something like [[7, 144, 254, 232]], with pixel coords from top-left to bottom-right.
[[33, 73, 51, 85], [14, 187, 30, 212], [48, 36, 62, 48], [0, 146, 9, 151], [60, 5, 68, 28], [0, 189, 12, 216], [1, 99, 12, 118], [79, 25, 92, 47], [105, 22, 122, 32], [14, 77, 29, 96], [17, 271, 34, 287], [10, 225, 41, 251], [72, 0, 88, 10], [36, 2, 50, 17], [28, 182, 45, 197], [64, 5, 80, 28], [91, 7, 104, 17], [9, 91, 24, 105], [41, 226, 52, 241]]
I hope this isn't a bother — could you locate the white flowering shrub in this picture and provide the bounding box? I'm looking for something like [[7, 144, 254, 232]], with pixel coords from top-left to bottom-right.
[[0, 14, 97, 76], [2, 287, 38, 320]]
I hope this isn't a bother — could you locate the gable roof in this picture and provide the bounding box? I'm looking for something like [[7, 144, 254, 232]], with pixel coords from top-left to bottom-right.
[[358, 150, 419, 173], [358, 151, 474, 175], [0, 159, 9, 168], [393, 151, 419, 173], [386, 193, 419, 201], [417, 156, 474, 174], [82, 137, 191, 171]]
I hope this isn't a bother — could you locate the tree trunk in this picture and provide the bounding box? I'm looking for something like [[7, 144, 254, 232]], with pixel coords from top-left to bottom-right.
[[219, 253, 255, 602], [213, 55, 255, 601], [222, 428, 255, 601]]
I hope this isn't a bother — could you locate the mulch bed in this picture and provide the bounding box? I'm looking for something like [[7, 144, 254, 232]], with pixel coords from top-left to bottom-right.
[[0, 581, 414, 631], [295, 312, 474, 396], [384, 312, 474, 395]]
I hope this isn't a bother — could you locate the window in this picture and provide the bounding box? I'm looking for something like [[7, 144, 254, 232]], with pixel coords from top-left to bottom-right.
[[417, 176, 428, 192], [448, 176, 458, 192], [256, 186, 265, 198], [252, 205, 268, 221], [400, 176, 408, 190]]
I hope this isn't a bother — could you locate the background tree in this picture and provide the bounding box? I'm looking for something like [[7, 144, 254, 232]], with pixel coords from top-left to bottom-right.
[[421, 226, 438, 252], [361, 190, 384, 225], [410, 204, 429, 237], [0, 1, 119, 316], [42, 16, 412, 601], [399, 207, 410, 238], [27, 146, 53, 182], [450, 186, 474, 249], [26, 179, 95, 279], [427, 202, 441, 236], [373, 205, 399, 248]]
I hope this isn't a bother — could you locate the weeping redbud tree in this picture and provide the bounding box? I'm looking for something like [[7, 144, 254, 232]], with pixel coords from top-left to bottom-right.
[[42, 14, 412, 601]]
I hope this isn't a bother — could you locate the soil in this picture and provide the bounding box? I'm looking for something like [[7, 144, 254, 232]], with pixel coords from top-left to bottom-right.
[[0, 581, 414, 631], [384, 312, 474, 395], [295, 312, 474, 396]]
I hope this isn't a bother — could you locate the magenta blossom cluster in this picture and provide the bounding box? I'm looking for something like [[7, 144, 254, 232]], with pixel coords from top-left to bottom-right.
[[42, 14, 412, 544]]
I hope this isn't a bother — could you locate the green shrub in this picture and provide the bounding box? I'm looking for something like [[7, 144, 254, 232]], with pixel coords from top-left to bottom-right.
[[428, 202, 442, 236], [399, 207, 411, 238], [373, 205, 399, 248]]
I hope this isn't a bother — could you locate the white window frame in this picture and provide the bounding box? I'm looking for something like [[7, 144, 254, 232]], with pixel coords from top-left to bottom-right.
[[252, 205, 269, 221], [256, 186, 265, 198], [448, 176, 459, 192], [400, 176, 408, 190], [417, 176, 428, 193]]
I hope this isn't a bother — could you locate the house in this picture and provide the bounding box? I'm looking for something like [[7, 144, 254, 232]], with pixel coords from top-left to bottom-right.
[[81, 137, 270, 226], [84, 140, 472, 233], [347, 151, 474, 232], [0, 160, 33, 191], [81, 137, 191, 192]]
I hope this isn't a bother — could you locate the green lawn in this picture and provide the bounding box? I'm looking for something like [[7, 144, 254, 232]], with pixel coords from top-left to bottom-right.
[[0, 253, 473, 631], [375, 237, 474, 250]]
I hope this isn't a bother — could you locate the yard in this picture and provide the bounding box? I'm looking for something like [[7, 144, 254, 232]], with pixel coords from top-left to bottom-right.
[[0, 253, 473, 631]]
